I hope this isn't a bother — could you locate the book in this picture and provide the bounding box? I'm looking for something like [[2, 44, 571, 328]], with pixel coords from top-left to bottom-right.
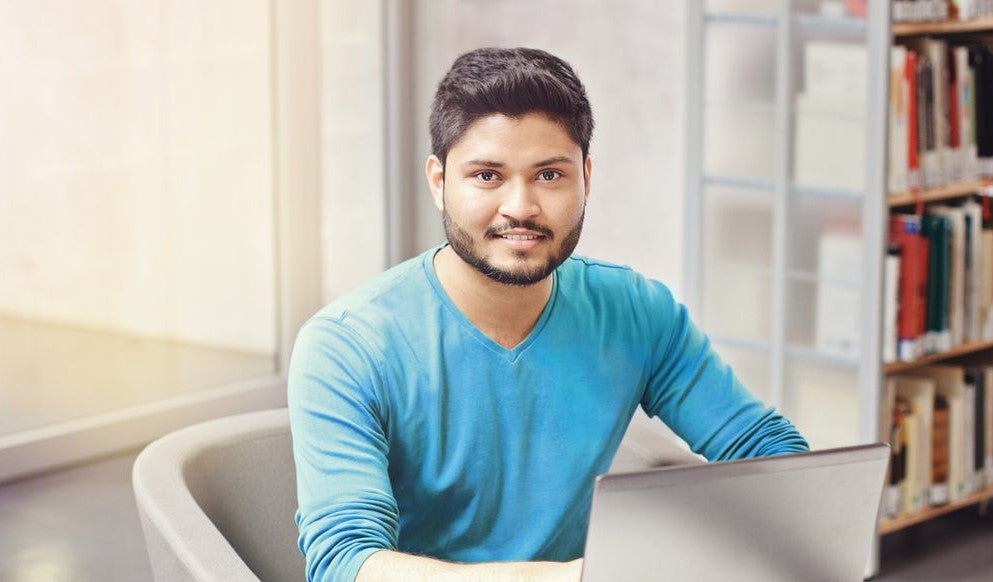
[[923, 213, 952, 353], [955, 45, 978, 180], [962, 200, 983, 341], [932, 394, 951, 504], [917, 53, 939, 188], [883, 379, 905, 517], [914, 365, 969, 502], [985, 368, 993, 480], [929, 206, 966, 347], [890, 45, 910, 194], [891, 214, 930, 360], [971, 367, 987, 487], [884, 246, 902, 364], [947, 43, 961, 181], [964, 371, 978, 493], [893, 0, 951, 22], [901, 403, 922, 514], [927, 38, 949, 187], [908, 48, 921, 190], [981, 215, 993, 340], [893, 375, 936, 509], [972, 45, 993, 176]]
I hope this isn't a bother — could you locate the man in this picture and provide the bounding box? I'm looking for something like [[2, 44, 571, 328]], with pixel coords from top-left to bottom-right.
[[289, 47, 808, 582]]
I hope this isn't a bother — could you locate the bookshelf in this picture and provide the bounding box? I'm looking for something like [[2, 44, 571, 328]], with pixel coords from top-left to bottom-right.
[[893, 16, 993, 36], [888, 179, 990, 208], [884, 340, 993, 375], [882, 4, 993, 547], [685, 1, 993, 578], [878, 485, 993, 534]]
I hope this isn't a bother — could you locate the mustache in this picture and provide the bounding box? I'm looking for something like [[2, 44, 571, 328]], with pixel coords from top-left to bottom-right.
[[485, 219, 554, 239]]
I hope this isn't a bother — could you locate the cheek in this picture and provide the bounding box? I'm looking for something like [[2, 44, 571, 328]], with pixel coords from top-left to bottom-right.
[[549, 194, 586, 224], [447, 194, 495, 228]]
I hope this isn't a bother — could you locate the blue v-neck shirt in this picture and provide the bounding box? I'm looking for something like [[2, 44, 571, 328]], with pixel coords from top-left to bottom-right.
[[288, 247, 808, 582]]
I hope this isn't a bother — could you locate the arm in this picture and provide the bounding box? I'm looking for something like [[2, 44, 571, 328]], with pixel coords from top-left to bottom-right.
[[288, 317, 399, 581], [640, 280, 809, 460], [289, 317, 582, 582], [357, 551, 582, 582]]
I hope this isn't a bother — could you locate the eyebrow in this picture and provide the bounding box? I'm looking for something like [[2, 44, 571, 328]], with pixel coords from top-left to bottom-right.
[[461, 156, 575, 170]]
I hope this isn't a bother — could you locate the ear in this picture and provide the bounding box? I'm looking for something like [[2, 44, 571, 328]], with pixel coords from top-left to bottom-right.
[[583, 155, 593, 201], [426, 155, 445, 211]]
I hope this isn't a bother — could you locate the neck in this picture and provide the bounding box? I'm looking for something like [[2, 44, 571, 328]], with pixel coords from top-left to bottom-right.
[[433, 246, 553, 349]]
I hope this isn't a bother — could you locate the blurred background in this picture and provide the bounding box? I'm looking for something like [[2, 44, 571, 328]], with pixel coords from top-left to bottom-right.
[[5, 2, 993, 581], [0, 1, 686, 478]]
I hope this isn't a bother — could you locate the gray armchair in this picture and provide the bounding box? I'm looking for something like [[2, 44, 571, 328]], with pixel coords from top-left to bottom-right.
[[132, 407, 700, 582], [132, 408, 304, 582]]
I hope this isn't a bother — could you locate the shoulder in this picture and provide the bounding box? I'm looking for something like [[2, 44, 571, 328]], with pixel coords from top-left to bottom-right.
[[318, 252, 429, 322], [295, 249, 438, 361], [559, 254, 677, 306]]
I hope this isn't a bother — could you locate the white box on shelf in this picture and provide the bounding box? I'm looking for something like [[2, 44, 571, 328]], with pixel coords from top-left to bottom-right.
[[794, 93, 867, 192], [816, 231, 863, 359]]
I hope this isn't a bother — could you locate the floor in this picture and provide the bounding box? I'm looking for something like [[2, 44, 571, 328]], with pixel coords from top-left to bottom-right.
[[0, 452, 152, 582], [1, 452, 992, 581]]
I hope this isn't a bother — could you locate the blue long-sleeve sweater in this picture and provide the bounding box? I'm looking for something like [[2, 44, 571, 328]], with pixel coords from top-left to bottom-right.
[[288, 247, 808, 582]]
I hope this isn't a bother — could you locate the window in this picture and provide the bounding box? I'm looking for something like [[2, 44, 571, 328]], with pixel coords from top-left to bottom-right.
[[0, 1, 321, 480]]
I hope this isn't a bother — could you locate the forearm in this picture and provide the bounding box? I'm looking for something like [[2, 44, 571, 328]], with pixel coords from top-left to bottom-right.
[[356, 549, 582, 582]]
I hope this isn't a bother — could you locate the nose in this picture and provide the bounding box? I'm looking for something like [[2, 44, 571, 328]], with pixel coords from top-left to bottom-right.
[[497, 179, 540, 220]]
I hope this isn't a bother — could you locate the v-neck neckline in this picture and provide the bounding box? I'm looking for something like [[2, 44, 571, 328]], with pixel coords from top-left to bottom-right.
[[422, 245, 559, 361]]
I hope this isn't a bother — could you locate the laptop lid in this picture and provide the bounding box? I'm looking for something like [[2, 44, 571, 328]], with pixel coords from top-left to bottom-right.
[[581, 443, 889, 582]]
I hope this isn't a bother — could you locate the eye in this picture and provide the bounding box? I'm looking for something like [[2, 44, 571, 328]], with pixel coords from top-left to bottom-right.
[[475, 170, 499, 182], [538, 170, 562, 181]]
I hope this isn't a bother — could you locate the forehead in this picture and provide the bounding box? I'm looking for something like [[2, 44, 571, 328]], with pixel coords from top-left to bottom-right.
[[448, 113, 581, 164]]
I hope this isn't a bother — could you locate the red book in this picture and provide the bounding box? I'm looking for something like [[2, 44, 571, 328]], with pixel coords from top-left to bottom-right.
[[889, 215, 929, 358]]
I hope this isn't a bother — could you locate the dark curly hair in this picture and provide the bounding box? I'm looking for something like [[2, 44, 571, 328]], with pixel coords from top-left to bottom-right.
[[429, 47, 594, 167]]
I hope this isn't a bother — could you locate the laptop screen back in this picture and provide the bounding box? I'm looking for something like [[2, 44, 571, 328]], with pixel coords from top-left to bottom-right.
[[581, 444, 888, 582]]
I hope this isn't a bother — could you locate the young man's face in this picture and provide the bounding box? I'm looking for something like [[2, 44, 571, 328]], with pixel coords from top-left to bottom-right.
[[426, 112, 592, 286]]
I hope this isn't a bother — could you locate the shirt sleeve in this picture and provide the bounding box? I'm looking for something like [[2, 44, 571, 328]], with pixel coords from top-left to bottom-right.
[[288, 316, 398, 582], [639, 279, 809, 461]]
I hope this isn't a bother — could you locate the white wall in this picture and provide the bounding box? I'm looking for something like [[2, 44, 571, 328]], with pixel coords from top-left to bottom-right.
[[0, 1, 277, 354], [409, 0, 687, 292], [319, 1, 389, 303]]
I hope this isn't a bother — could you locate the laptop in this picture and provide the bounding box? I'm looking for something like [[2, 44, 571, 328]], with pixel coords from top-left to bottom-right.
[[581, 443, 889, 581]]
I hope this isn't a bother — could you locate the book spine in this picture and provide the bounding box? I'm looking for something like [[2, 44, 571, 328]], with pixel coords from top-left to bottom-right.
[[891, 45, 910, 194], [932, 395, 951, 504], [892, 215, 928, 360], [985, 368, 993, 482], [908, 49, 921, 190], [947, 44, 961, 181], [884, 249, 902, 363], [975, 368, 986, 483]]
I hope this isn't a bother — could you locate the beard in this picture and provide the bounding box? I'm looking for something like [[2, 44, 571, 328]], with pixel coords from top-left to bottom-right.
[[442, 204, 585, 287]]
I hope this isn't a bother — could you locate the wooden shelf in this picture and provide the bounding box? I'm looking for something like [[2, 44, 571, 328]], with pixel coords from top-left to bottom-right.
[[878, 486, 993, 535], [888, 179, 987, 208], [884, 340, 993, 375], [893, 16, 993, 36]]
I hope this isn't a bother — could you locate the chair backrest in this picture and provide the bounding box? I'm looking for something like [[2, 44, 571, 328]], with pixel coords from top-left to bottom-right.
[[133, 408, 304, 582]]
